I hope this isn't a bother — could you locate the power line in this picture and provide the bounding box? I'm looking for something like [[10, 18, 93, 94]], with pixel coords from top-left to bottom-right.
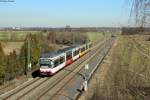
[[129, 0, 150, 27]]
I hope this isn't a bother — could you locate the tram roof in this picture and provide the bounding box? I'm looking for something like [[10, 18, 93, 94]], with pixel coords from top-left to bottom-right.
[[41, 46, 75, 58], [57, 46, 75, 53], [41, 51, 63, 58]]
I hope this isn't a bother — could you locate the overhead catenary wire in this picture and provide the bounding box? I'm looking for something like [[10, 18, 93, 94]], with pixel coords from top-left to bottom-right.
[[127, 0, 150, 27]]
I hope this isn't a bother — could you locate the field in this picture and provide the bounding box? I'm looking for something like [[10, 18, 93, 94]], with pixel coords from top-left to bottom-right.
[[1, 42, 24, 55], [0, 31, 40, 41], [87, 32, 104, 42], [0, 31, 105, 41], [0, 31, 35, 54], [0, 31, 105, 54]]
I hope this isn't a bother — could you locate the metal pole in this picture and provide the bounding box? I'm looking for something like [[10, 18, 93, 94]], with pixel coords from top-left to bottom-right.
[[104, 33, 106, 54], [83, 64, 89, 91], [72, 32, 75, 45], [27, 37, 31, 73], [73, 33, 74, 45], [25, 40, 27, 75]]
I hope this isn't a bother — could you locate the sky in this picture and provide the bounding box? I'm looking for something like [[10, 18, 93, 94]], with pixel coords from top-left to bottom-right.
[[0, 0, 131, 27]]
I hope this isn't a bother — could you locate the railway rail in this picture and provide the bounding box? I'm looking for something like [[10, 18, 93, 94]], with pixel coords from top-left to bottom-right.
[[0, 37, 114, 100], [51, 38, 115, 100], [38, 41, 106, 100]]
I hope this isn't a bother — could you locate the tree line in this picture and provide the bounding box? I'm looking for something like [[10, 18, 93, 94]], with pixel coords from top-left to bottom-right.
[[0, 32, 88, 84]]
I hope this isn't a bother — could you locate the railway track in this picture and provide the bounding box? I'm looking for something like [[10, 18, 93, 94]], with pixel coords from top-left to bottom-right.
[[0, 37, 101, 96], [38, 41, 106, 100], [18, 39, 108, 100], [0, 77, 41, 99], [23, 38, 113, 100], [0, 37, 113, 100]]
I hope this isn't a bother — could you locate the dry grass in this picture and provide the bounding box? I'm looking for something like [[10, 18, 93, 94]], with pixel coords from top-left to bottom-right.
[[0, 31, 104, 55], [0, 31, 40, 41], [1, 42, 24, 55], [89, 35, 150, 100]]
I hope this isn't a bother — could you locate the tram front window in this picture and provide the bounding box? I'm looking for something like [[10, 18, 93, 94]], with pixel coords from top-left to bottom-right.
[[40, 59, 53, 68]]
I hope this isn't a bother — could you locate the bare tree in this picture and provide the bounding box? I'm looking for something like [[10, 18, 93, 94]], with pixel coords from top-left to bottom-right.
[[47, 32, 56, 43]]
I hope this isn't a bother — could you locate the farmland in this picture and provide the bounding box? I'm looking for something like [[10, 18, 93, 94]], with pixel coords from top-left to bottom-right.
[[0, 31, 40, 41], [0, 31, 104, 42], [87, 32, 103, 42], [1, 42, 23, 55], [0, 31, 105, 54]]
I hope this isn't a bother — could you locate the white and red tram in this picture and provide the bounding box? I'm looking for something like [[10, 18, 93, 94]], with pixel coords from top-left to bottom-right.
[[39, 43, 92, 75]]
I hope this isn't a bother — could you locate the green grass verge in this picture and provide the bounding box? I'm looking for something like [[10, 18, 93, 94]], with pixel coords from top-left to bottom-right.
[[87, 32, 110, 42], [0, 31, 41, 41]]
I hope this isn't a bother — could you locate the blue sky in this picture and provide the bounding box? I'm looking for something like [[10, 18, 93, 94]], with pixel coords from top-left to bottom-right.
[[0, 0, 131, 27]]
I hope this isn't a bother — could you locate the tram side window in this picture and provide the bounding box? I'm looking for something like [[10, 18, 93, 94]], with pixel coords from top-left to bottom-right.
[[81, 48, 83, 52], [86, 45, 88, 49], [77, 49, 79, 55], [60, 56, 65, 64], [81, 47, 85, 52], [73, 49, 79, 56], [89, 44, 92, 48], [73, 51, 76, 56], [54, 59, 60, 67], [77, 49, 80, 54], [66, 51, 72, 60]]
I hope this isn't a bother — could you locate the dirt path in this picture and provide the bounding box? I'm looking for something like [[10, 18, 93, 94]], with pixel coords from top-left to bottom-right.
[[78, 38, 118, 100]]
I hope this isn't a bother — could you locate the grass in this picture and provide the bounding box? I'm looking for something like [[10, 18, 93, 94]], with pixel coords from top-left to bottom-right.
[[0, 31, 106, 54], [89, 35, 150, 100], [87, 32, 110, 42], [1, 41, 24, 55], [0, 31, 105, 42], [0, 31, 46, 54], [0, 31, 43, 41]]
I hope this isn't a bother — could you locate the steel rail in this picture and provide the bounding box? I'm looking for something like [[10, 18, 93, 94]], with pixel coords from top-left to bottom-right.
[[37, 39, 112, 100]]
